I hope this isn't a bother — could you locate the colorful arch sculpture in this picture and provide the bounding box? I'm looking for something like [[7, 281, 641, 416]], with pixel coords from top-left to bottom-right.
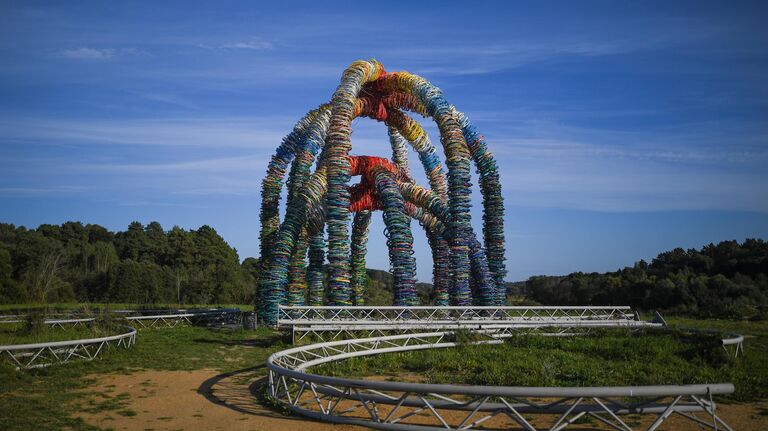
[[257, 60, 507, 324]]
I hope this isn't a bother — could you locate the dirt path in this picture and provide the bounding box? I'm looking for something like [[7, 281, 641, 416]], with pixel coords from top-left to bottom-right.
[[75, 368, 363, 431], [75, 369, 768, 430]]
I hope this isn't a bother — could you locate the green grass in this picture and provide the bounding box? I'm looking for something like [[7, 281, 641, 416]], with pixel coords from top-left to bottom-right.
[[317, 321, 768, 402], [1, 314, 765, 430], [667, 317, 768, 401], [0, 324, 109, 345], [0, 313, 133, 345], [0, 303, 254, 312], [0, 326, 285, 431]]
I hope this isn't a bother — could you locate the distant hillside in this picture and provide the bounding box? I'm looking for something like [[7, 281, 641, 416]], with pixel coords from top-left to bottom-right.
[[2, 222, 764, 319], [0, 221, 254, 305], [505, 280, 529, 297], [363, 268, 431, 305], [366, 239, 768, 319], [524, 239, 768, 319]]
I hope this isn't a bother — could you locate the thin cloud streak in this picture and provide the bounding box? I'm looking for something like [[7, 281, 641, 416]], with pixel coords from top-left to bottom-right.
[[0, 185, 102, 196], [384, 30, 713, 76], [3, 113, 764, 212], [490, 137, 768, 165], [59, 47, 114, 60], [219, 40, 273, 50], [75, 155, 264, 173], [0, 117, 293, 148], [56, 47, 144, 61]]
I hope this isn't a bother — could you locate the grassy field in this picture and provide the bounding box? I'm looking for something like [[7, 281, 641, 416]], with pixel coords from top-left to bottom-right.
[[0, 312, 134, 345], [316, 318, 768, 402], [0, 315, 765, 430], [0, 325, 286, 430], [0, 323, 105, 345], [0, 302, 254, 312]]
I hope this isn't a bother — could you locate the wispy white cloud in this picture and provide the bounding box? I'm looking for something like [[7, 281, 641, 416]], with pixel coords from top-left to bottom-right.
[[2, 105, 766, 213], [194, 38, 274, 51], [385, 38, 666, 76], [76, 155, 262, 173], [469, 107, 768, 165], [57, 46, 145, 61], [115, 199, 209, 208], [489, 137, 768, 165], [219, 40, 273, 50], [138, 93, 200, 110], [486, 139, 768, 213], [467, 114, 768, 212], [0, 185, 101, 196], [59, 47, 114, 60], [0, 116, 292, 148], [387, 40, 632, 61], [380, 20, 735, 76], [501, 169, 768, 213]]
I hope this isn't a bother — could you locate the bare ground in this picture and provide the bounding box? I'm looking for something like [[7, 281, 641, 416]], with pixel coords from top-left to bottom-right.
[[74, 368, 363, 431], [74, 369, 768, 430]]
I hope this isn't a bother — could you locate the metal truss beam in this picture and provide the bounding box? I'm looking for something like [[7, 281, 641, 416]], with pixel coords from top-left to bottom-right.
[[0, 326, 137, 369], [0, 309, 242, 330], [278, 305, 638, 328], [266, 329, 736, 430]]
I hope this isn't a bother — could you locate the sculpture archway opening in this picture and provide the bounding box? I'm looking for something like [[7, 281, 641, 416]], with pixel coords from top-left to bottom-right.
[[257, 60, 506, 325]]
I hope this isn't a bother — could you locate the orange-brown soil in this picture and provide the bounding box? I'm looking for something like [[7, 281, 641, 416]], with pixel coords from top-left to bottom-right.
[[74, 369, 768, 430]]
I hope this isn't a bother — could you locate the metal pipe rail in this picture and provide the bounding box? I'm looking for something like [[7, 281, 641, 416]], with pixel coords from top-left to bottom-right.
[[266, 331, 735, 430], [125, 311, 238, 328], [0, 326, 137, 369], [279, 305, 645, 343], [0, 309, 242, 329], [278, 305, 637, 327], [0, 307, 228, 319], [289, 320, 660, 343], [673, 327, 745, 358], [722, 333, 745, 357], [0, 309, 240, 369]]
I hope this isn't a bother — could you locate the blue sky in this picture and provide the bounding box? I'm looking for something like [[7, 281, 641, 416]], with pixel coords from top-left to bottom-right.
[[1, 1, 767, 281]]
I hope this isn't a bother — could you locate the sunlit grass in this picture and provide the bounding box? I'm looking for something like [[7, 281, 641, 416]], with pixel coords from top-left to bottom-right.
[[0, 325, 283, 431], [317, 323, 768, 402]]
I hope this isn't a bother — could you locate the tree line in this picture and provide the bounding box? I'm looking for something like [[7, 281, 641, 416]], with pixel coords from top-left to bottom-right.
[[1, 221, 766, 319], [522, 239, 768, 319], [0, 221, 258, 305]]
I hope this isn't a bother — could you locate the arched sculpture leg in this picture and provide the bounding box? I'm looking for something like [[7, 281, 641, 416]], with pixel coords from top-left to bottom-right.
[[349, 211, 372, 306]]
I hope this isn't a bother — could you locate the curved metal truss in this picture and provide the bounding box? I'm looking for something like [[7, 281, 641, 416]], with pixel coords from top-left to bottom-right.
[[678, 328, 744, 359], [0, 309, 241, 369], [288, 322, 653, 344], [0, 308, 242, 329], [277, 307, 744, 358], [266, 330, 736, 431], [279, 305, 638, 325], [722, 333, 744, 357], [124, 309, 241, 328], [278, 305, 655, 343], [0, 326, 137, 369]]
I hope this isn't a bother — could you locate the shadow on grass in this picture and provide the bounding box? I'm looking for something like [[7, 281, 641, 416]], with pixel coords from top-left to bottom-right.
[[197, 365, 290, 419], [197, 366, 617, 431]]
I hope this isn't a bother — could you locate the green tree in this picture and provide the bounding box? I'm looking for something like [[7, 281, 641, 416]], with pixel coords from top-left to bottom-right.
[[167, 226, 195, 304], [0, 248, 25, 302]]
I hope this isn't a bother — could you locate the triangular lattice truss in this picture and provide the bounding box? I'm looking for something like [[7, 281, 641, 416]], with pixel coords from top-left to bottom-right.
[[266, 331, 735, 430], [0, 327, 136, 369], [277, 304, 652, 342]]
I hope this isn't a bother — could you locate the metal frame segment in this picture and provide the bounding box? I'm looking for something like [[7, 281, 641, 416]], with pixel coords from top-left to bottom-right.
[[266, 327, 736, 430], [0, 309, 242, 329], [278, 305, 637, 327], [0, 326, 137, 369]]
